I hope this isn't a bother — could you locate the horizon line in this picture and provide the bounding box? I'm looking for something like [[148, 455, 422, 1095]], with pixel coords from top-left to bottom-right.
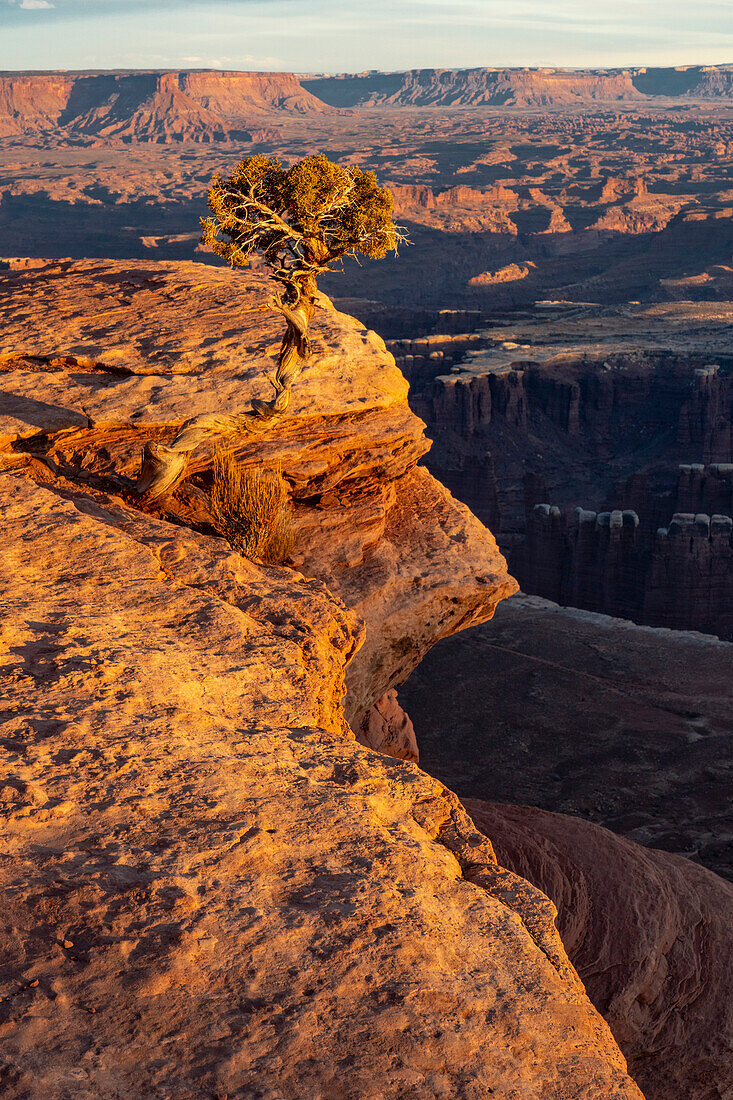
[[2, 62, 733, 76]]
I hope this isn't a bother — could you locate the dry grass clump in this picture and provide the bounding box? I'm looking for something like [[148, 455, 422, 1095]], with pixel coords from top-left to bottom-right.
[[210, 450, 294, 565]]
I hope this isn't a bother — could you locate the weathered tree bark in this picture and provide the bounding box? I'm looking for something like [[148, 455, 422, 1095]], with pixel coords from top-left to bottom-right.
[[136, 290, 316, 501]]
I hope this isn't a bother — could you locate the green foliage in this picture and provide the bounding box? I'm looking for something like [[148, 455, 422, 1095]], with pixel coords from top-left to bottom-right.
[[210, 451, 294, 565], [200, 153, 403, 293]]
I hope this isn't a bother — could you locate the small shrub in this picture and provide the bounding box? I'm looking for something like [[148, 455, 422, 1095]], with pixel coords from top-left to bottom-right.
[[210, 451, 294, 565]]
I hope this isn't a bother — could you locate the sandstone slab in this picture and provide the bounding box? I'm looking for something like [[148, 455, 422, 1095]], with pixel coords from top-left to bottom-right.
[[0, 259, 517, 737], [0, 475, 642, 1099]]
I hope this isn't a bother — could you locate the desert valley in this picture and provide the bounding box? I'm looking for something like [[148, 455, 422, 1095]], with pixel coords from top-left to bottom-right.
[[1, 61, 733, 1099]]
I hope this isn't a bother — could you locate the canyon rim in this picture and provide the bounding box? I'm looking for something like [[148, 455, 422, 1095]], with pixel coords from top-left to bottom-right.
[[2, 3, 733, 1095]]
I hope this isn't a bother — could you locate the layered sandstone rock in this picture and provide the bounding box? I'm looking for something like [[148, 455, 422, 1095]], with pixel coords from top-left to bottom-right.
[[517, 501, 733, 640], [306, 64, 733, 110], [465, 801, 733, 1100], [0, 70, 330, 142], [62, 72, 233, 144], [590, 200, 685, 235], [420, 354, 705, 461], [412, 347, 733, 638], [468, 262, 536, 287], [4, 80, 733, 315], [0, 268, 643, 1096], [0, 258, 517, 739], [355, 689, 419, 762], [305, 67, 648, 108], [0, 476, 643, 1099], [676, 462, 733, 514], [389, 182, 519, 234], [398, 591, 733, 1095], [389, 183, 519, 210], [0, 72, 75, 137], [678, 364, 733, 464], [644, 511, 733, 636]]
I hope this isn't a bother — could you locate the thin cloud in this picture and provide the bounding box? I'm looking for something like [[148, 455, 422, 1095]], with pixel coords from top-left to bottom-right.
[[2, 0, 733, 70], [179, 53, 282, 67]]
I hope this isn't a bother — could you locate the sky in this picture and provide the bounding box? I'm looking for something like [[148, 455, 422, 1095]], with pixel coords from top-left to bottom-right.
[[1, 0, 732, 73]]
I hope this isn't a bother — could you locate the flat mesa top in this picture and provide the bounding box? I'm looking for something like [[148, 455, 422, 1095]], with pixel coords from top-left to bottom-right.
[[437, 299, 733, 382]]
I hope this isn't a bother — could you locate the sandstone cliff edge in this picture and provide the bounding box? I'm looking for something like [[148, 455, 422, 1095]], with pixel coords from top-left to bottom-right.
[[0, 259, 642, 1098]]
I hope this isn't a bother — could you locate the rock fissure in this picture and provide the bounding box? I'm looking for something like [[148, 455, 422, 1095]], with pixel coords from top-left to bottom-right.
[[432, 803, 578, 989], [0, 352, 138, 377]]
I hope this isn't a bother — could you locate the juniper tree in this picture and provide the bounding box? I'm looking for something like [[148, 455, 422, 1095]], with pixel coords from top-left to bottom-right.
[[137, 154, 403, 501]]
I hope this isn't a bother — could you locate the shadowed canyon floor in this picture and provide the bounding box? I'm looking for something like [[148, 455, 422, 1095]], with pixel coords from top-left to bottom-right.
[[399, 593, 733, 881]]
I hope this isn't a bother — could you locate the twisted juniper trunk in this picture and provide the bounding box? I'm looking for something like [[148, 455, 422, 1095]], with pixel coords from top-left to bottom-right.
[[135, 283, 317, 502]]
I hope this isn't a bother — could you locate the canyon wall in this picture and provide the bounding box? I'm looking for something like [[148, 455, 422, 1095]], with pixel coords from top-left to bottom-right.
[[388, 182, 520, 234], [678, 364, 733, 464], [0, 70, 331, 141], [411, 353, 733, 636], [4, 66, 733, 146], [520, 498, 733, 638], [304, 65, 733, 108], [676, 461, 733, 514], [418, 355, 727, 458]]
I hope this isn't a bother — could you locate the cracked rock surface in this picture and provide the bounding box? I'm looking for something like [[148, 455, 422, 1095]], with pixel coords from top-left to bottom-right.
[[0, 261, 643, 1096], [1, 476, 642, 1099], [0, 258, 516, 741]]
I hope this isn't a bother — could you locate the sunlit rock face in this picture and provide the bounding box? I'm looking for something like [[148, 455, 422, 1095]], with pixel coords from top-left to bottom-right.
[[0, 70, 331, 141], [357, 689, 419, 762], [0, 257, 517, 736], [0, 262, 642, 1097]]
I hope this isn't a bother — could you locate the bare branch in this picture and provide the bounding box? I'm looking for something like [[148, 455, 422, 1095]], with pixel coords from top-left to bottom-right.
[[137, 155, 404, 502]]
